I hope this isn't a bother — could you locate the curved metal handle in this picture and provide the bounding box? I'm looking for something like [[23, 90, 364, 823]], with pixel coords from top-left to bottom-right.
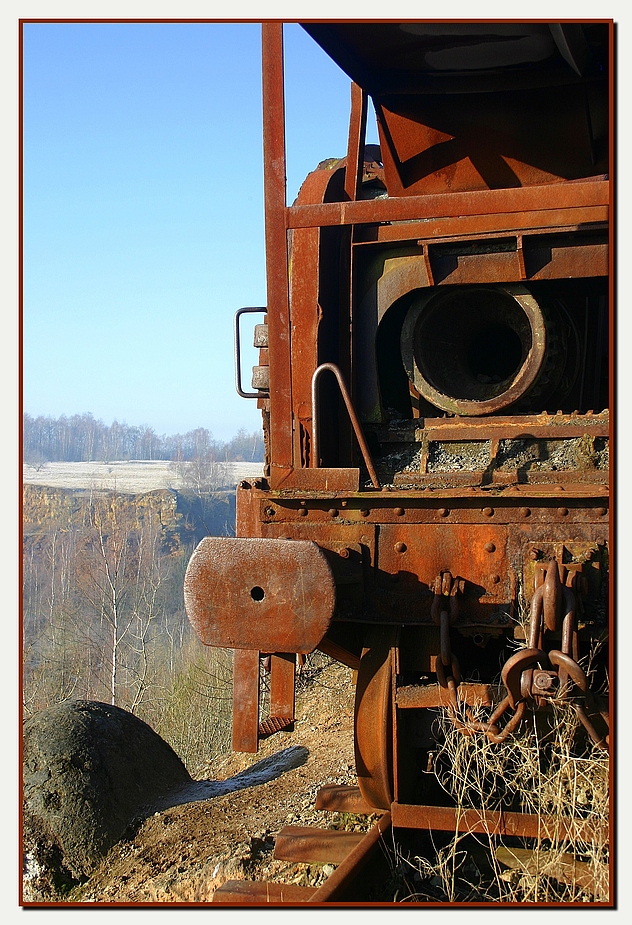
[[234, 307, 268, 399], [311, 362, 380, 489]]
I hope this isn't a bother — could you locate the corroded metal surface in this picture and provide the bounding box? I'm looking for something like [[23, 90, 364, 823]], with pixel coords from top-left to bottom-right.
[[273, 826, 365, 864], [354, 627, 397, 810], [185, 23, 611, 890], [391, 803, 608, 844], [184, 537, 335, 652]]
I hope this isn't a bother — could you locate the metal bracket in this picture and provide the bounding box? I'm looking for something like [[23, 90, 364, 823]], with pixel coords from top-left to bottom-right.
[[234, 306, 269, 398]]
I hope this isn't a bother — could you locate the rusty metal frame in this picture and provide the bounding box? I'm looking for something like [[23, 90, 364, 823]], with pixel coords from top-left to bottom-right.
[[260, 23, 610, 486]]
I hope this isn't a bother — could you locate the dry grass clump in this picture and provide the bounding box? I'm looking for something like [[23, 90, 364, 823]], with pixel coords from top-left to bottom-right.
[[397, 694, 609, 903]]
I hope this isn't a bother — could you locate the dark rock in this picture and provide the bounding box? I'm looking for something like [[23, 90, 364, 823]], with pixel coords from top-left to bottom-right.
[[23, 700, 191, 894]]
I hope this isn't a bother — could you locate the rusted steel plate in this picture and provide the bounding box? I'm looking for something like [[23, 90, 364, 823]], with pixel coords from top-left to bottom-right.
[[315, 785, 380, 814], [286, 179, 608, 229], [232, 648, 260, 754], [184, 538, 335, 653], [355, 211, 608, 244], [391, 803, 608, 844], [270, 652, 295, 720], [308, 812, 392, 903], [396, 682, 494, 709], [261, 500, 608, 526], [379, 523, 511, 609], [273, 826, 365, 864], [213, 880, 316, 903], [270, 467, 360, 492], [372, 412, 609, 443]]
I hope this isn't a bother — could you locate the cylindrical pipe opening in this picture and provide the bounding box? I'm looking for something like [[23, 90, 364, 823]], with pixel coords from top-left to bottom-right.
[[400, 285, 546, 415]]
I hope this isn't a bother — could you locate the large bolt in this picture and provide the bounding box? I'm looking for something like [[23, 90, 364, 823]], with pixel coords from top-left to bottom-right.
[[532, 670, 558, 693]]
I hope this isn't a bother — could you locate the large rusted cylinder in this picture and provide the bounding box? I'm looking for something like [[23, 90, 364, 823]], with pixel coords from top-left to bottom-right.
[[400, 284, 547, 416]]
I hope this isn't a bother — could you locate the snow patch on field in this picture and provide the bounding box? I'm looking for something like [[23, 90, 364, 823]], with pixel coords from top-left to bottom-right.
[[22, 460, 263, 494]]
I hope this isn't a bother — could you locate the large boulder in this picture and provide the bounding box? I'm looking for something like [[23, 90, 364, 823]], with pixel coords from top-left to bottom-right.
[[23, 700, 191, 894]]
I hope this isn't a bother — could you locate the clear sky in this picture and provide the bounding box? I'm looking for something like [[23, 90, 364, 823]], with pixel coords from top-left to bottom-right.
[[22, 20, 380, 443]]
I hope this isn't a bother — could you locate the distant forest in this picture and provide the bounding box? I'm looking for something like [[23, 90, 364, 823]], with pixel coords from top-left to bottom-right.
[[23, 412, 264, 464]]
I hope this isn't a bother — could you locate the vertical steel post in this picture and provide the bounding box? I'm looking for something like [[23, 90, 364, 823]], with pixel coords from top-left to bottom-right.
[[232, 648, 260, 753], [261, 23, 293, 486], [270, 652, 296, 721], [344, 82, 367, 202]]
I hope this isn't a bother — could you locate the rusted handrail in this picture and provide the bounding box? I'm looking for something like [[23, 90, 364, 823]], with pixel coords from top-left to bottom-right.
[[311, 362, 380, 489]]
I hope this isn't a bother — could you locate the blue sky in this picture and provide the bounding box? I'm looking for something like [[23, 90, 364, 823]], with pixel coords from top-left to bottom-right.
[[22, 20, 379, 443]]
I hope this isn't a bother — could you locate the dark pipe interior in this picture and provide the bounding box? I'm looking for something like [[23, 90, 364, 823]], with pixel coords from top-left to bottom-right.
[[413, 289, 533, 402]]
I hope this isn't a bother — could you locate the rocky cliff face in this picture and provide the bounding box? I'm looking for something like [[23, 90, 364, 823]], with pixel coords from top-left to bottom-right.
[[23, 484, 236, 551]]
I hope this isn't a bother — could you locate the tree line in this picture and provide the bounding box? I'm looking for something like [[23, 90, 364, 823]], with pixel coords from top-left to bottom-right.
[[23, 413, 264, 465], [23, 489, 235, 771]]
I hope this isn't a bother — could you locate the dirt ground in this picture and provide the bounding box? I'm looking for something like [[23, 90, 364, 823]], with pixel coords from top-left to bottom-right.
[[63, 660, 375, 905]]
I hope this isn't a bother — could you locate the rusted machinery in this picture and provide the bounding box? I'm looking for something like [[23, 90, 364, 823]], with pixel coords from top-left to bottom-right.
[[185, 22, 611, 845]]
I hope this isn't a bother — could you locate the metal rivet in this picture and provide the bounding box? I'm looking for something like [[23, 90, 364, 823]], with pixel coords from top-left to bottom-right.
[[395, 507, 405, 517], [557, 507, 569, 517], [328, 508, 338, 517], [483, 507, 494, 517], [394, 541, 407, 553], [484, 542, 496, 553], [264, 506, 275, 517], [520, 507, 531, 517], [438, 508, 449, 517], [239, 480, 251, 490], [360, 508, 370, 517], [596, 507, 607, 516], [492, 575, 501, 584], [298, 507, 308, 516], [340, 500, 348, 508]]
